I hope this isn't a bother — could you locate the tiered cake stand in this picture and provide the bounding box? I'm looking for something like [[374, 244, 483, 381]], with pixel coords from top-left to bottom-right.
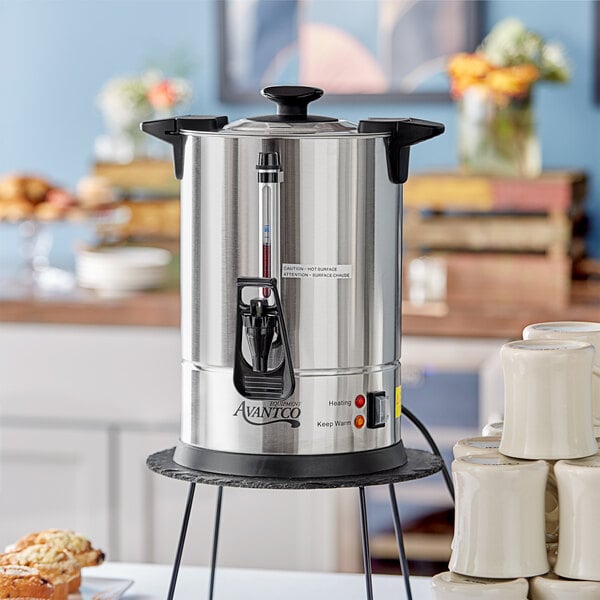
[[148, 447, 443, 600]]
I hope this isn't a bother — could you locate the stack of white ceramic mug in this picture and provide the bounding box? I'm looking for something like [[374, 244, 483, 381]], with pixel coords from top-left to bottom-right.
[[432, 322, 600, 599]]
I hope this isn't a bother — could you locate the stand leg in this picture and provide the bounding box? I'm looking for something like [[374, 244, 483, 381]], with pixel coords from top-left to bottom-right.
[[167, 482, 196, 600], [208, 486, 224, 600], [358, 487, 374, 600], [388, 483, 413, 600]]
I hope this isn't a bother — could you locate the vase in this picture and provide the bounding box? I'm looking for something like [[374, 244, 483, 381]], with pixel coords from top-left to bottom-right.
[[458, 87, 541, 178], [95, 110, 154, 164]]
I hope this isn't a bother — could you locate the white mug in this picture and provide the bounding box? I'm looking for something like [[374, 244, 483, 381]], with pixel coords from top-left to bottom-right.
[[452, 436, 501, 459], [524, 321, 600, 430], [431, 571, 528, 599], [554, 453, 600, 581], [449, 455, 549, 578], [500, 339, 597, 460], [530, 572, 600, 599], [481, 421, 503, 437]]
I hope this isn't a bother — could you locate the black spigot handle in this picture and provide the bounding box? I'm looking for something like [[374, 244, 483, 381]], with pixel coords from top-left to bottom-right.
[[244, 298, 276, 373], [261, 86, 324, 119], [233, 277, 295, 401], [357, 118, 445, 184]]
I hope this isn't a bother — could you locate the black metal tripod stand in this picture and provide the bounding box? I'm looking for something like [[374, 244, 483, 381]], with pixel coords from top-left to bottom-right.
[[147, 447, 443, 600]]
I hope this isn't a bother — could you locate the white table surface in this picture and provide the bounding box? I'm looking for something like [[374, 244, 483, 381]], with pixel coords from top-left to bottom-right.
[[88, 562, 433, 599]]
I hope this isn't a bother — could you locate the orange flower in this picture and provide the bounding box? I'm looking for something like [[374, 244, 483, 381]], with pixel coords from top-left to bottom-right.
[[447, 53, 494, 80], [486, 66, 540, 98], [450, 76, 486, 99], [147, 81, 178, 110], [447, 49, 543, 100], [508, 64, 540, 86], [448, 53, 495, 98]]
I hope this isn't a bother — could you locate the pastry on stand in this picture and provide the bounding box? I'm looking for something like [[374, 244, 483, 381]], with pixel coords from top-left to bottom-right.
[[0, 172, 127, 294]]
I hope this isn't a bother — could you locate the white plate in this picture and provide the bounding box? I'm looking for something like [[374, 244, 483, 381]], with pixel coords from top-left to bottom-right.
[[77, 277, 167, 292], [77, 247, 171, 267], [77, 271, 167, 285], [71, 576, 134, 599], [76, 269, 168, 283], [76, 264, 169, 278]]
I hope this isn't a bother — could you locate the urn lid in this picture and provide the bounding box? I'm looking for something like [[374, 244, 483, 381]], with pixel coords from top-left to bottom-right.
[[224, 85, 358, 136]]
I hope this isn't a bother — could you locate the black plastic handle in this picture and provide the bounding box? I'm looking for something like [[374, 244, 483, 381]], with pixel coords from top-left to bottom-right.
[[141, 116, 228, 179], [141, 118, 183, 177], [261, 86, 324, 119], [358, 118, 445, 184]]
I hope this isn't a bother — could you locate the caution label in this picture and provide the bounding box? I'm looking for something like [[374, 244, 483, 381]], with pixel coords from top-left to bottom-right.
[[282, 264, 352, 279]]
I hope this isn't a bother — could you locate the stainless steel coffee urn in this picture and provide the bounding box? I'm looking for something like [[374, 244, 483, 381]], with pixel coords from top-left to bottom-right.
[[142, 86, 443, 478]]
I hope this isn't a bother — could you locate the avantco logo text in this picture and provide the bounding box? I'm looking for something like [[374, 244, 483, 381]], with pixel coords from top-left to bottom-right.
[[233, 400, 301, 428]]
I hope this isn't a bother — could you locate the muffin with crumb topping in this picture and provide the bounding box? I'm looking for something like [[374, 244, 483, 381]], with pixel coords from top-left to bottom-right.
[[0, 545, 79, 599], [8, 529, 105, 570], [0, 565, 54, 599]]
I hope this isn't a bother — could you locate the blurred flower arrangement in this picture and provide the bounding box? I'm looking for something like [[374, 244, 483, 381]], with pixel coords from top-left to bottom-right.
[[447, 19, 570, 177], [95, 70, 192, 163]]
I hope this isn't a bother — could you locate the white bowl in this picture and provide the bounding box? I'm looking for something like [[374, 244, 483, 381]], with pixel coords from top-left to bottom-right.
[[77, 247, 171, 265], [76, 247, 171, 292]]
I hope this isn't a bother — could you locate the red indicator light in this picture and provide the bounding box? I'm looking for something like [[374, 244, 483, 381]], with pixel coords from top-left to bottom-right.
[[354, 415, 365, 429], [355, 394, 366, 409]]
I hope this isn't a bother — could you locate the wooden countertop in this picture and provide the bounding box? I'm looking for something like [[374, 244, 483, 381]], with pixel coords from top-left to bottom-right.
[[403, 279, 600, 338], [0, 287, 181, 328], [2, 280, 600, 339]]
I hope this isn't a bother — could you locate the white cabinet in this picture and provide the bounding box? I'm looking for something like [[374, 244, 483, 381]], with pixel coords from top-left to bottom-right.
[[0, 424, 110, 554], [0, 323, 181, 422], [0, 323, 181, 563]]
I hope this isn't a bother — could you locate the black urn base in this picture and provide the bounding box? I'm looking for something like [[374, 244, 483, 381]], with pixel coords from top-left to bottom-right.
[[171, 440, 412, 480]]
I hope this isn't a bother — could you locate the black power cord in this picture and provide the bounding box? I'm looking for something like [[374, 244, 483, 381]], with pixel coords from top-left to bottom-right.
[[402, 406, 455, 503]]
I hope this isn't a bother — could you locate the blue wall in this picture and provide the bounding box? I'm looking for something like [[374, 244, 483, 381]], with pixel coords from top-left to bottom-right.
[[1, 0, 599, 264]]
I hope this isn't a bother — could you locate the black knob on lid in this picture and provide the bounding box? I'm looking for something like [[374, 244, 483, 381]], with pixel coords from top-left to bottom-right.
[[261, 86, 324, 119]]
